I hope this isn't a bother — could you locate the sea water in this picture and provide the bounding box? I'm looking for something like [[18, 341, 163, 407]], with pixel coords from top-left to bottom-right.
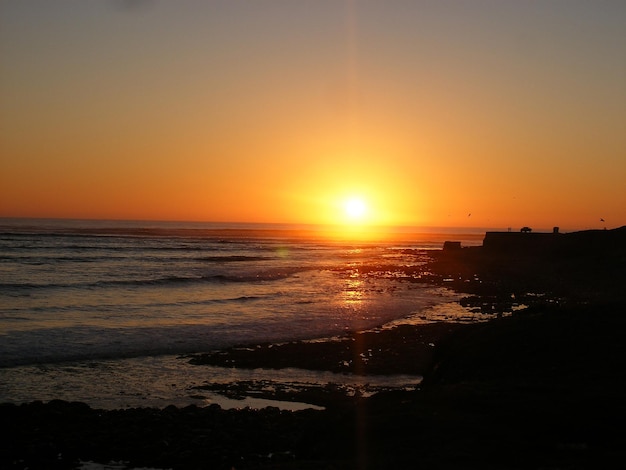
[[0, 219, 485, 409]]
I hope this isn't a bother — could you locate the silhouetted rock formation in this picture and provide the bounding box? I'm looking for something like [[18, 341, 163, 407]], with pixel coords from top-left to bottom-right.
[[443, 240, 462, 251], [434, 226, 626, 302], [483, 225, 626, 258]]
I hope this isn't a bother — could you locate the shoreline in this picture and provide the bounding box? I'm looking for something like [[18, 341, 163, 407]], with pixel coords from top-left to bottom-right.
[[3, 230, 626, 469], [4, 301, 625, 469]]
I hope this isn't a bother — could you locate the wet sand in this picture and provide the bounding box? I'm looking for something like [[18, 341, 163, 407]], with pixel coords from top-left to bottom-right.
[[3, 237, 626, 469]]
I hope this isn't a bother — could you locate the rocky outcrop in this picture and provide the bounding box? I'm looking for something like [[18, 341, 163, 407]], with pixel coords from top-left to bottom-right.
[[483, 225, 626, 257]]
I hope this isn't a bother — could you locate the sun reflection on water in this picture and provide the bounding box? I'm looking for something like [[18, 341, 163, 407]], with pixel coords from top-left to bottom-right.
[[342, 270, 365, 308]]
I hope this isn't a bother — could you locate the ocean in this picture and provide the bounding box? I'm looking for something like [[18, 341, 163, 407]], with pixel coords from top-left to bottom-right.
[[0, 219, 486, 410]]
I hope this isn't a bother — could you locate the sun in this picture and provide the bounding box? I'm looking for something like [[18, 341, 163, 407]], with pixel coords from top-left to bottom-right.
[[344, 197, 367, 221]]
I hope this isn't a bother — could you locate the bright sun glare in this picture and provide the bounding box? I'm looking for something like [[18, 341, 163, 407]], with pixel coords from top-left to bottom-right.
[[344, 198, 367, 221]]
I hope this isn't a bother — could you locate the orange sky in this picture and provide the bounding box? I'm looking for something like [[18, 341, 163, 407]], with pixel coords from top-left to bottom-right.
[[1, 1, 625, 231]]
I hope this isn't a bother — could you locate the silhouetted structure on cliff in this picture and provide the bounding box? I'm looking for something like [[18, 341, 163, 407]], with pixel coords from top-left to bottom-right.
[[482, 226, 626, 258], [437, 225, 626, 300]]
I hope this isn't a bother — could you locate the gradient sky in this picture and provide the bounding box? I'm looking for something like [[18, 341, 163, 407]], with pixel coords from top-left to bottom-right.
[[1, 0, 625, 230]]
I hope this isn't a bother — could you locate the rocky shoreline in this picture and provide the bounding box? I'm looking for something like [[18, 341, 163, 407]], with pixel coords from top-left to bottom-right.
[[3, 232, 626, 469]]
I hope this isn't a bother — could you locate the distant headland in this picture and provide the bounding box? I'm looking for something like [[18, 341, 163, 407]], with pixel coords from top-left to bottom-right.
[[436, 225, 626, 304], [445, 225, 626, 257]]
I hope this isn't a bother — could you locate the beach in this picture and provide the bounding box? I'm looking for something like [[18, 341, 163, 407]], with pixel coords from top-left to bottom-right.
[[4, 0, 625, 467], [2, 225, 626, 469], [4, 303, 626, 469]]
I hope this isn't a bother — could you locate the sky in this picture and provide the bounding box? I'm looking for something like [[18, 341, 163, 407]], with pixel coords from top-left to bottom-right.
[[1, 0, 625, 231]]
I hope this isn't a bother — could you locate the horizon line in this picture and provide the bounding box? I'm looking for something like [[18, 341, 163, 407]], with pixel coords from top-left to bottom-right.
[[0, 215, 613, 235]]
